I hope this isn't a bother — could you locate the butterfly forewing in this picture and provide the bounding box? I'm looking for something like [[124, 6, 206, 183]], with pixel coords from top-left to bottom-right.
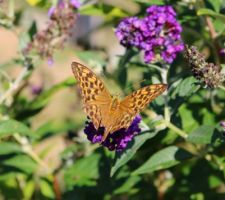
[[117, 84, 167, 128], [71, 62, 112, 129]]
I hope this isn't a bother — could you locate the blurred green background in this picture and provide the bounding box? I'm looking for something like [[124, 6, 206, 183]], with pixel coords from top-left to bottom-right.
[[0, 0, 225, 200]]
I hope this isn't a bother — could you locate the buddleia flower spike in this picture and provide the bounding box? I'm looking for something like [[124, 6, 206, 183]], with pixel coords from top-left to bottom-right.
[[184, 45, 225, 88]]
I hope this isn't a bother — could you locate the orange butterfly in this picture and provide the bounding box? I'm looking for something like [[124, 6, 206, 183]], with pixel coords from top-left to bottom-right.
[[72, 62, 167, 142]]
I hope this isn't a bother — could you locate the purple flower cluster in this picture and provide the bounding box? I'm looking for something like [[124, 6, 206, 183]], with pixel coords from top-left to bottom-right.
[[84, 115, 142, 151], [115, 5, 184, 64]]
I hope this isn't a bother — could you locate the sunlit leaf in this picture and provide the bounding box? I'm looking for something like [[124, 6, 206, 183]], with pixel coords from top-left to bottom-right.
[[64, 153, 101, 187], [79, 4, 129, 19], [0, 142, 22, 155], [133, 0, 164, 5], [26, 0, 42, 6], [16, 77, 75, 119], [197, 8, 225, 22], [3, 155, 37, 174], [76, 51, 106, 67], [0, 119, 32, 138], [23, 180, 35, 200], [40, 179, 55, 199]]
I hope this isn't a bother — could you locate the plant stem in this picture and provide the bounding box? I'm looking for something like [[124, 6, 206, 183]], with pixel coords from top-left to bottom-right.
[[13, 134, 50, 173], [8, 0, 14, 20], [0, 66, 29, 105], [218, 85, 225, 92], [161, 65, 170, 122], [162, 119, 188, 138], [53, 175, 62, 200], [205, 16, 220, 65]]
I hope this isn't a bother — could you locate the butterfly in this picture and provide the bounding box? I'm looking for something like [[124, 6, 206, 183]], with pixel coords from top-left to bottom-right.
[[72, 62, 167, 142]]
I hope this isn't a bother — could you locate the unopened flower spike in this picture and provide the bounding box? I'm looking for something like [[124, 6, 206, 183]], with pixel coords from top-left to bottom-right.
[[184, 45, 225, 88], [23, 0, 79, 64]]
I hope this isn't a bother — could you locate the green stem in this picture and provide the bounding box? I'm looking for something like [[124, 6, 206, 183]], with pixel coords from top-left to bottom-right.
[[8, 0, 14, 20], [162, 119, 188, 138], [148, 64, 164, 73], [13, 134, 50, 173], [218, 85, 225, 92], [161, 65, 170, 122], [0, 66, 29, 105]]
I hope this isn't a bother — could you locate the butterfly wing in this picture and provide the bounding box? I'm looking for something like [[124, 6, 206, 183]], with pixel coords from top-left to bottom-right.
[[71, 62, 112, 130], [115, 84, 167, 131]]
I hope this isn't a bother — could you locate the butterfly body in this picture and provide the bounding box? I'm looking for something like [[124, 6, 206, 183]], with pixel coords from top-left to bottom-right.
[[110, 97, 120, 111], [72, 62, 167, 142]]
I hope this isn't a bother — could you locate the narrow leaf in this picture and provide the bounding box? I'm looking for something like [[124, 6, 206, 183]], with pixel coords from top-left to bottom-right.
[[133, 0, 164, 5], [132, 146, 193, 175], [3, 154, 37, 174], [64, 153, 101, 187], [111, 122, 157, 177], [0, 119, 32, 138], [197, 8, 225, 22], [0, 142, 22, 155]]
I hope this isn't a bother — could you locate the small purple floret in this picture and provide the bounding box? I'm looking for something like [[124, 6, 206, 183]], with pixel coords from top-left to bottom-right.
[[84, 115, 142, 151], [220, 49, 225, 56], [115, 5, 184, 64], [70, 0, 81, 8], [220, 121, 225, 128], [48, 0, 80, 17]]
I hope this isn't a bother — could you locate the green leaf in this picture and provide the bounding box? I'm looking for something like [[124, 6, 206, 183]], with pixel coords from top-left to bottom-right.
[[64, 153, 101, 187], [206, 0, 221, 12], [3, 155, 38, 174], [35, 120, 80, 139], [19, 32, 30, 50], [0, 119, 32, 138], [0, 142, 22, 155], [197, 8, 225, 22], [114, 176, 141, 194], [133, 0, 164, 5], [76, 51, 106, 67], [179, 104, 199, 133], [16, 77, 75, 119], [79, 4, 128, 18], [40, 179, 55, 199], [29, 77, 75, 109], [132, 146, 193, 175], [171, 77, 200, 98], [28, 21, 37, 39], [0, 172, 21, 181], [187, 125, 217, 144], [111, 122, 157, 177], [23, 180, 35, 200]]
